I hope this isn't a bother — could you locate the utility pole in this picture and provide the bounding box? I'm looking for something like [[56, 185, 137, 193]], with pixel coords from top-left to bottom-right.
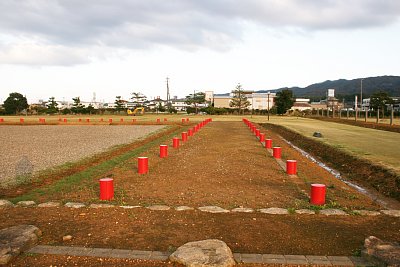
[[267, 92, 270, 121], [360, 78, 364, 119], [355, 95, 358, 122], [166, 77, 170, 111]]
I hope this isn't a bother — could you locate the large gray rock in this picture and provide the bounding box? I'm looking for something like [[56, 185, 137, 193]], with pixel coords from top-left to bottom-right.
[[364, 236, 400, 266], [169, 239, 236, 267], [0, 225, 42, 265]]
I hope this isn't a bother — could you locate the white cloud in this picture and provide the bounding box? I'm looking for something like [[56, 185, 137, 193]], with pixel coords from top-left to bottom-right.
[[0, 0, 400, 66], [0, 42, 89, 66]]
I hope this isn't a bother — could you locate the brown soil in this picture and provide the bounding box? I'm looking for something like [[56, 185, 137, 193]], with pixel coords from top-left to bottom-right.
[[262, 123, 400, 202], [9, 254, 181, 267], [0, 125, 180, 198], [1, 207, 399, 256], [25, 121, 381, 211], [3, 120, 400, 266], [310, 116, 400, 133]]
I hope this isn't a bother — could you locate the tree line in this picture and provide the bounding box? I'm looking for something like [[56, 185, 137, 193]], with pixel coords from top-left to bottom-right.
[[1, 87, 396, 116]]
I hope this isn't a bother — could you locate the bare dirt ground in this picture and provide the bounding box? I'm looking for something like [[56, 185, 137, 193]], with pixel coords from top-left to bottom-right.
[[2, 120, 400, 266], [11, 121, 383, 210], [0, 125, 165, 186]]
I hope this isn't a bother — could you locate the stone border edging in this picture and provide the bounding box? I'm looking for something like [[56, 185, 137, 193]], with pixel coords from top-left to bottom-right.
[[1, 199, 399, 217], [26, 245, 375, 266]]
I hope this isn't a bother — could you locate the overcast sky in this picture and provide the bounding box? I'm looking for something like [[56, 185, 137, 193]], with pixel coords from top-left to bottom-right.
[[1, 0, 400, 103]]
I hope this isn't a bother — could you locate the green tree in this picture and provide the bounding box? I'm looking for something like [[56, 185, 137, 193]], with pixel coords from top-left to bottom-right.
[[115, 96, 124, 114], [3, 92, 29, 115], [130, 92, 147, 108], [370, 91, 393, 119], [71, 97, 84, 114], [46, 97, 59, 114], [185, 92, 206, 114], [275, 89, 294, 115], [86, 104, 95, 115], [229, 83, 250, 114]]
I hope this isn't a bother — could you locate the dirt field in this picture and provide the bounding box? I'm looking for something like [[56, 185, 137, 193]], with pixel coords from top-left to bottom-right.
[[0, 125, 165, 186], [5, 121, 383, 211], [2, 120, 400, 266]]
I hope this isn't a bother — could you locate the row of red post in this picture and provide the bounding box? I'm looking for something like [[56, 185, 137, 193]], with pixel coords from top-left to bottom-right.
[[0, 117, 188, 124], [99, 118, 213, 200], [242, 118, 326, 206]]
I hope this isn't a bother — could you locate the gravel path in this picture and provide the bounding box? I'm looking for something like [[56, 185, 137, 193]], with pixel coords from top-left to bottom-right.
[[0, 125, 165, 185]]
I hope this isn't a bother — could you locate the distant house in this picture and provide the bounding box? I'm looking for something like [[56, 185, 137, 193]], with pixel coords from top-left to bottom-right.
[[212, 91, 275, 110], [213, 93, 231, 108], [291, 99, 312, 111]]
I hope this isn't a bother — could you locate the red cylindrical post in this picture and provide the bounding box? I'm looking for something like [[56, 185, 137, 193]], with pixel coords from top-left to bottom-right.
[[132, 119, 136, 123], [265, 139, 272, 149], [273, 147, 281, 159], [120, 118, 124, 122], [0, 118, 4, 123], [58, 118, 62, 122], [259, 133, 266, 142], [86, 118, 90, 123], [310, 184, 326, 205], [20, 118, 24, 123], [100, 118, 104, 122], [181, 132, 188, 142], [188, 129, 193, 136], [182, 118, 185, 123], [108, 118, 113, 123], [157, 118, 160, 123], [160, 145, 168, 158], [164, 118, 167, 122], [137, 157, 149, 174], [255, 129, 260, 137], [99, 178, 114, 200], [63, 118, 67, 123], [286, 160, 297, 175], [173, 137, 180, 148], [186, 118, 189, 122]]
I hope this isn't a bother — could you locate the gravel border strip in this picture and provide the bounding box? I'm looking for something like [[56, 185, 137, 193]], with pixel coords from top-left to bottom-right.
[[27, 245, 374, 266], [1, 200, 399, 217]]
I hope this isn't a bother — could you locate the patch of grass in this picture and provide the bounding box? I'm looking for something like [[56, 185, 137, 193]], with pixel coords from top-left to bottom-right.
[[114, 188, 128, 206], [266, 116, 400, 175], [352, 248, 362, 257], [348, 210, 361, 216], [287, 207, 296, 214], [309, 205, 324, 211], [327, 184, 335, 189], [9, 126, 183, 203], [347, 194, 358, 200]]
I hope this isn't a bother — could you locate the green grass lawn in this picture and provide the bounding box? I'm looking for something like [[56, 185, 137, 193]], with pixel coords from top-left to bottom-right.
[[259, 116, 400, 174]]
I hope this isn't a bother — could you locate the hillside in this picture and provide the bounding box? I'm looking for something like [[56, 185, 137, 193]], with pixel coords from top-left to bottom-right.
[[259, 76, 400, 100]]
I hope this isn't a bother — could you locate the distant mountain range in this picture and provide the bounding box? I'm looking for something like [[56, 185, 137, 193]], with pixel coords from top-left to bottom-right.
[[258, 75, 400, 100]]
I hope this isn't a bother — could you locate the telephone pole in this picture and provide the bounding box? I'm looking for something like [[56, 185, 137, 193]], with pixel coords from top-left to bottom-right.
[[166, 77, 171, 110]]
